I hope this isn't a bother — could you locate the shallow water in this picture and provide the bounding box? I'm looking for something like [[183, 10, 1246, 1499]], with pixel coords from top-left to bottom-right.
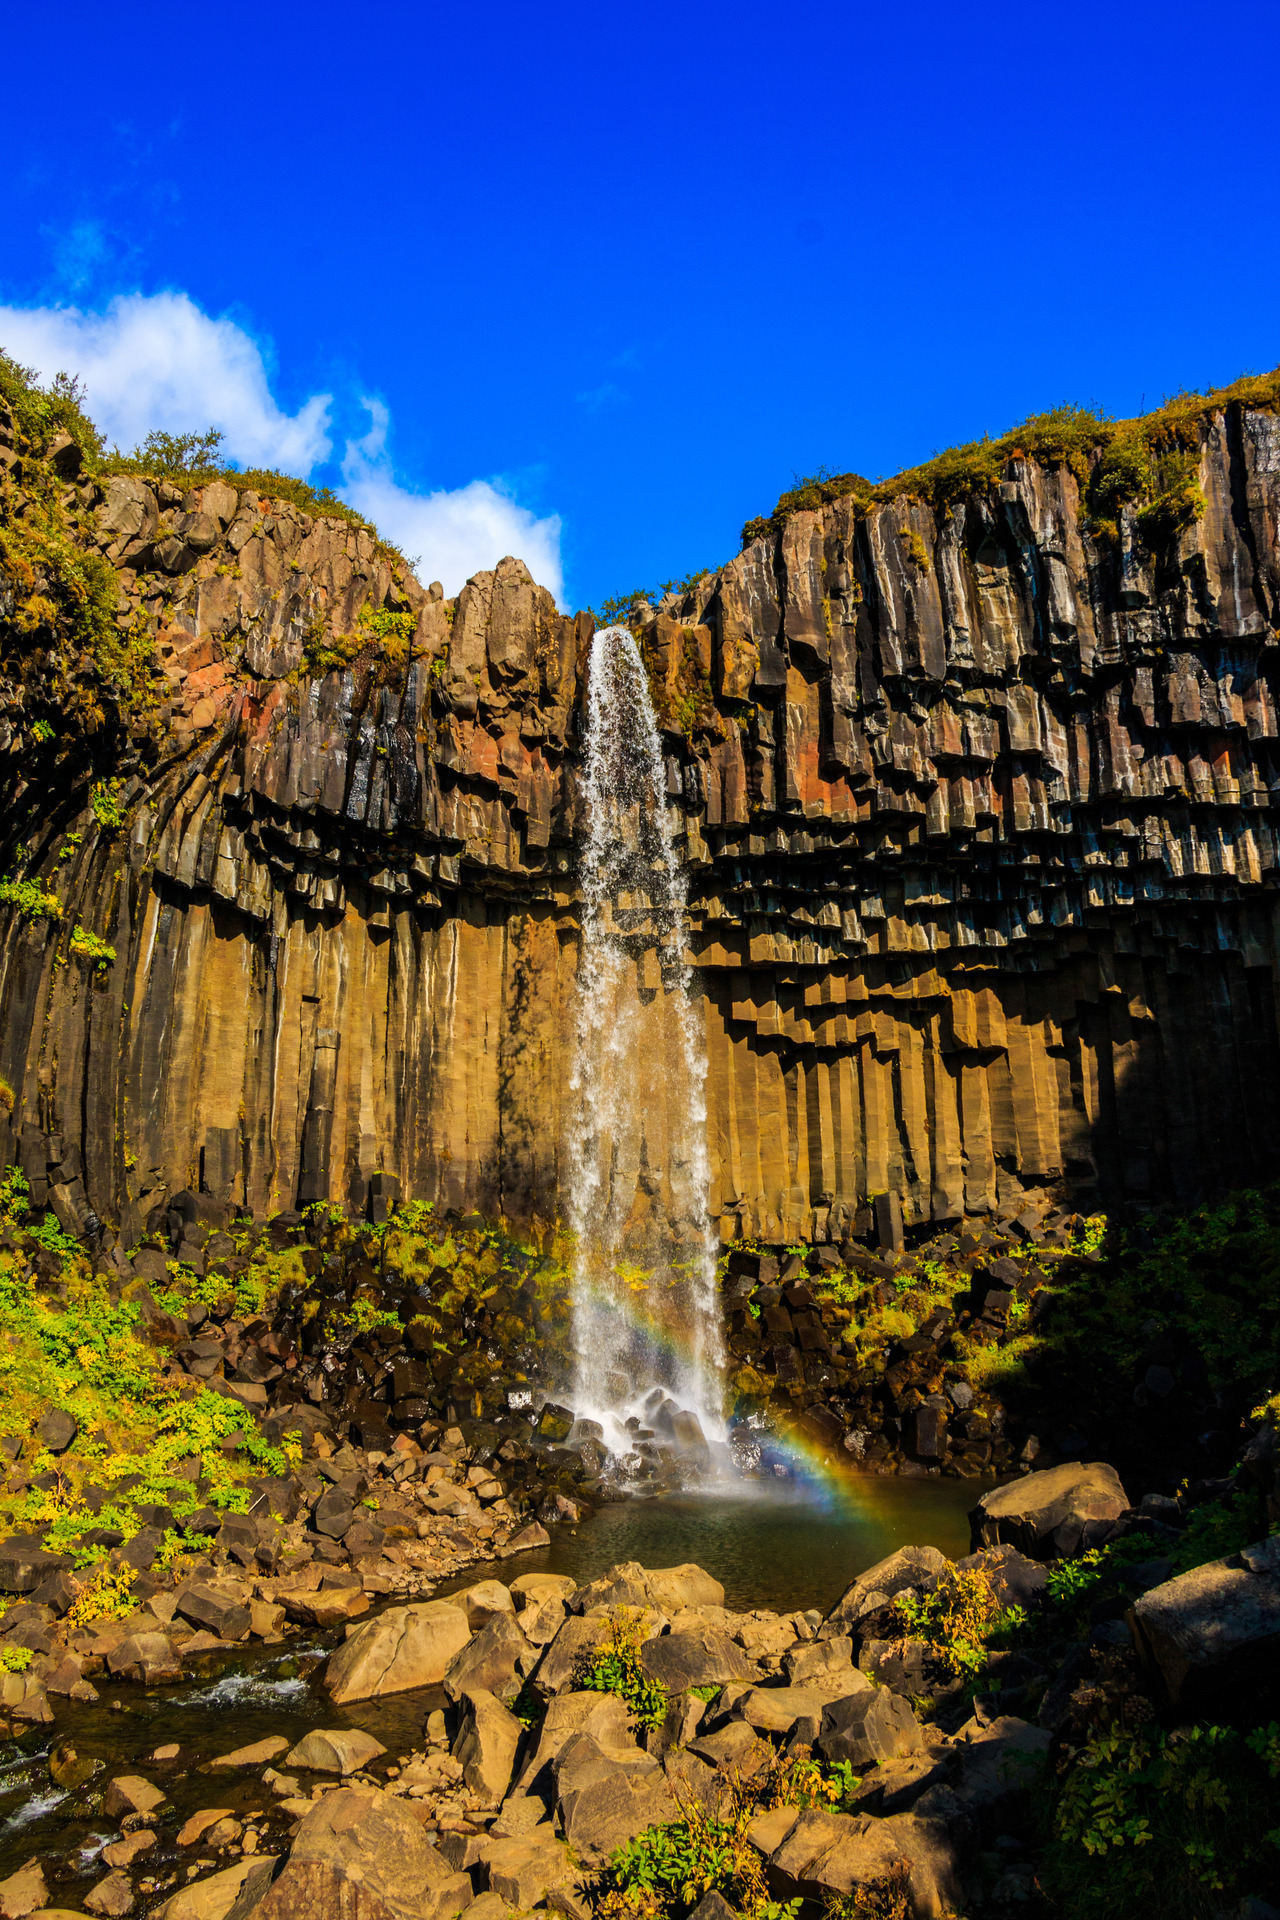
[[509, 1471, 993, 1613], [0, 1473, 993, 1888]]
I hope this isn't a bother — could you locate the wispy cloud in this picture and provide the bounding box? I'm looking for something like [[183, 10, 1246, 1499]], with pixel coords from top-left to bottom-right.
[[0, 291, 564, 601], [341, 401, 563, 603], [575, 381, 626, 414], [0, 290, 332, 473]]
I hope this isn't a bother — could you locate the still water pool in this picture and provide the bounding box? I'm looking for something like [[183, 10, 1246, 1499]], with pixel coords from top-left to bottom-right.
[[500, 1472, 992, 1614]]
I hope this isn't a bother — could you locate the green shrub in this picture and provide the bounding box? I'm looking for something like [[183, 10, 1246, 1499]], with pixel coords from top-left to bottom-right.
[[1044, 1719, 1280, 1917], [578, 1609, 669, 1731]]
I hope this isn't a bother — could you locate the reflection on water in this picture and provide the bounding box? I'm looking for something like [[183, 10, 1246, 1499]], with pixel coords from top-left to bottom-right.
[[499, 1472, 994, 1614]]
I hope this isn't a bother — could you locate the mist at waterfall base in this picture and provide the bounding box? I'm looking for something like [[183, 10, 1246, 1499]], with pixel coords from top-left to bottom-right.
[[565, 625, 730, 1478]]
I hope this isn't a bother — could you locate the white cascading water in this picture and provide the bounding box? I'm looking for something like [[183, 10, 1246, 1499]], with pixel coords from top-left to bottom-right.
[[566, 626, 727, 1473]]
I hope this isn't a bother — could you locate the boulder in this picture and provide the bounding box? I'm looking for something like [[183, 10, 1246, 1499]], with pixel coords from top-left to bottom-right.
[[497, 1521, 551, 1556], [954, 1544, 1048, 1610], [106, 1632, 182, 1686], [817, 1690, 923, 1768], [176, 1810, 237, 1847], [1129, 1535, 1280, 1710], [83, 1873, 133, 1917], [764, 1807, 964, 1919], [969, 1462, 1129, 1560], [510, 1574, 578, 1612], [784, 1635, 856, 1686], [326, 1601, 472, 1705], [102, 1775, 165, 1820], [0, 1861, 47, 1920], [821, 1547, 949, 1639], [0, 1538, 72, 1595], [251, 1786, 473, 1920], [640, 1626, 754, 1692], [35, 1410, 77, 1454], [206, 1736, 290, 1769], [509, 1688, 635, 1806], [947, 1716, 1050, 1832], [574, 1562, 724, 1615], [533, 1608, 662, 1696], [553, 1731, 677, 1866], [453, 1688, 522, 1803], [443, 1611, 534, 1705], [281, 1587, 370, 1629], [153, 1859, 273, 1920], [176, 1584, 252, 1641], [284, 1729, 387, 1776], [733, 1680, 868, 1737], [482, 1835, 574, 1907], [451, 1580, 515, 1631]]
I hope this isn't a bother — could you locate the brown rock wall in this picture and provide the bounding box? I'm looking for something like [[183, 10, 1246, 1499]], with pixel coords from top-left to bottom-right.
[[4, 399, 1280, 1240]]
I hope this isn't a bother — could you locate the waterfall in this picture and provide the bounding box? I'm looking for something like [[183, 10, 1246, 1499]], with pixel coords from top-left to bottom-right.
[[566, 625, 726, 1472]]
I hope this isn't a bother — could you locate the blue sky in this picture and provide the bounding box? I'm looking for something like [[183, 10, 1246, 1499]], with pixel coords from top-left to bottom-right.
[[3, 0, 1278, 610]]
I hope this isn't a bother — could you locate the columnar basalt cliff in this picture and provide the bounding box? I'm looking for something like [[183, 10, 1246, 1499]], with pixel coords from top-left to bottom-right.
[[3, 388, 1280, 1247]]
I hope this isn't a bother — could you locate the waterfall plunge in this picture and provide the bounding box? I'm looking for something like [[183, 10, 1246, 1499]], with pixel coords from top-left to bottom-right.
[[566, 626, 727, 1471]]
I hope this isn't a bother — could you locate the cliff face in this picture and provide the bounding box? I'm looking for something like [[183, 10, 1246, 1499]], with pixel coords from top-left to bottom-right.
[[3, 394, 1280, 1247]]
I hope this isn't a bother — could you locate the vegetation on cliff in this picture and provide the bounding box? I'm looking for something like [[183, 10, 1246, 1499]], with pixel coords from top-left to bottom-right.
[[739, 365, 1280, 549]]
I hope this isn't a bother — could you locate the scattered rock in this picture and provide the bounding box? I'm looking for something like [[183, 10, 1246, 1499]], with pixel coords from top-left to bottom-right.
[[250, 1785, 473, 1920], [83, 1871, 134, 1917], [818, 1689, 923, 1768], [284, 1729, 388, 1776], [326, 1601, 472, 1704], [0, 1860, 47, 1920], [969, 1462, 1129, 1560], [453, 1688, 523, 1802], [206, 1735, 291, 1770], [102, 1775, 165, 1821], [443, 1610, 533, 1704], [1130, 1534, 1280, 1710], [176, 1809, 237, 1848]]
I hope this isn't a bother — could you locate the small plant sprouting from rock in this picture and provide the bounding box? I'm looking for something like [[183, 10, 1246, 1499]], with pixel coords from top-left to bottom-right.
[[578, 1608, 669, 1731]]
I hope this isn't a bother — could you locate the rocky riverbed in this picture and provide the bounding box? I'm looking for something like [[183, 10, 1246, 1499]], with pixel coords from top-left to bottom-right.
[[2, 1446, 1278, 1920]]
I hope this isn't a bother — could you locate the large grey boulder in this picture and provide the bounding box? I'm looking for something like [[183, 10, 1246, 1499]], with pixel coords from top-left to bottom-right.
[[444, 1612, 534, 1705], [1129, 1535, 1280, 1710], [761, 1806, 965, 1919], [326, 1602, 471, 1704], [572, 1561, 724, 1615], [507, 1688, 636, 1810], [733, 1679, 868, 1737], [533, 1607, 663, 1696], [817, 1688, 923, 1768], [251, 1786, 473, 1920], [453, 1689, 523, 1803], [820, 1547, 949, 1640], [639, 1625, 754, 1691], [969, 1462, 1128, 1560], [553, 1731, 677, 1865]]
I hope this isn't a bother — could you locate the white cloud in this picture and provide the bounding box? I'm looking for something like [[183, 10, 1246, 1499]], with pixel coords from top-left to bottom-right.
[[342, 400, 563, 604], [0, 291, 566, 604], [0, 291, 332, 474]]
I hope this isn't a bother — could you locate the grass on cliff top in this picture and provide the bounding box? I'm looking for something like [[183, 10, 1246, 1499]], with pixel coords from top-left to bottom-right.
[[739, 364, 1280, 548], [0, 358, 411, 569]]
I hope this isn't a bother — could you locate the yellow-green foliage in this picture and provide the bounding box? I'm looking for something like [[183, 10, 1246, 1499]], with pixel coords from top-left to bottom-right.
[[0, 1243, 287, 1562], [0, 355, 158, 734], [69, 924, 115, 970], [740, 368, 1280, 551], [301, 601, 419, 681], [0, 876, 63, 921]]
